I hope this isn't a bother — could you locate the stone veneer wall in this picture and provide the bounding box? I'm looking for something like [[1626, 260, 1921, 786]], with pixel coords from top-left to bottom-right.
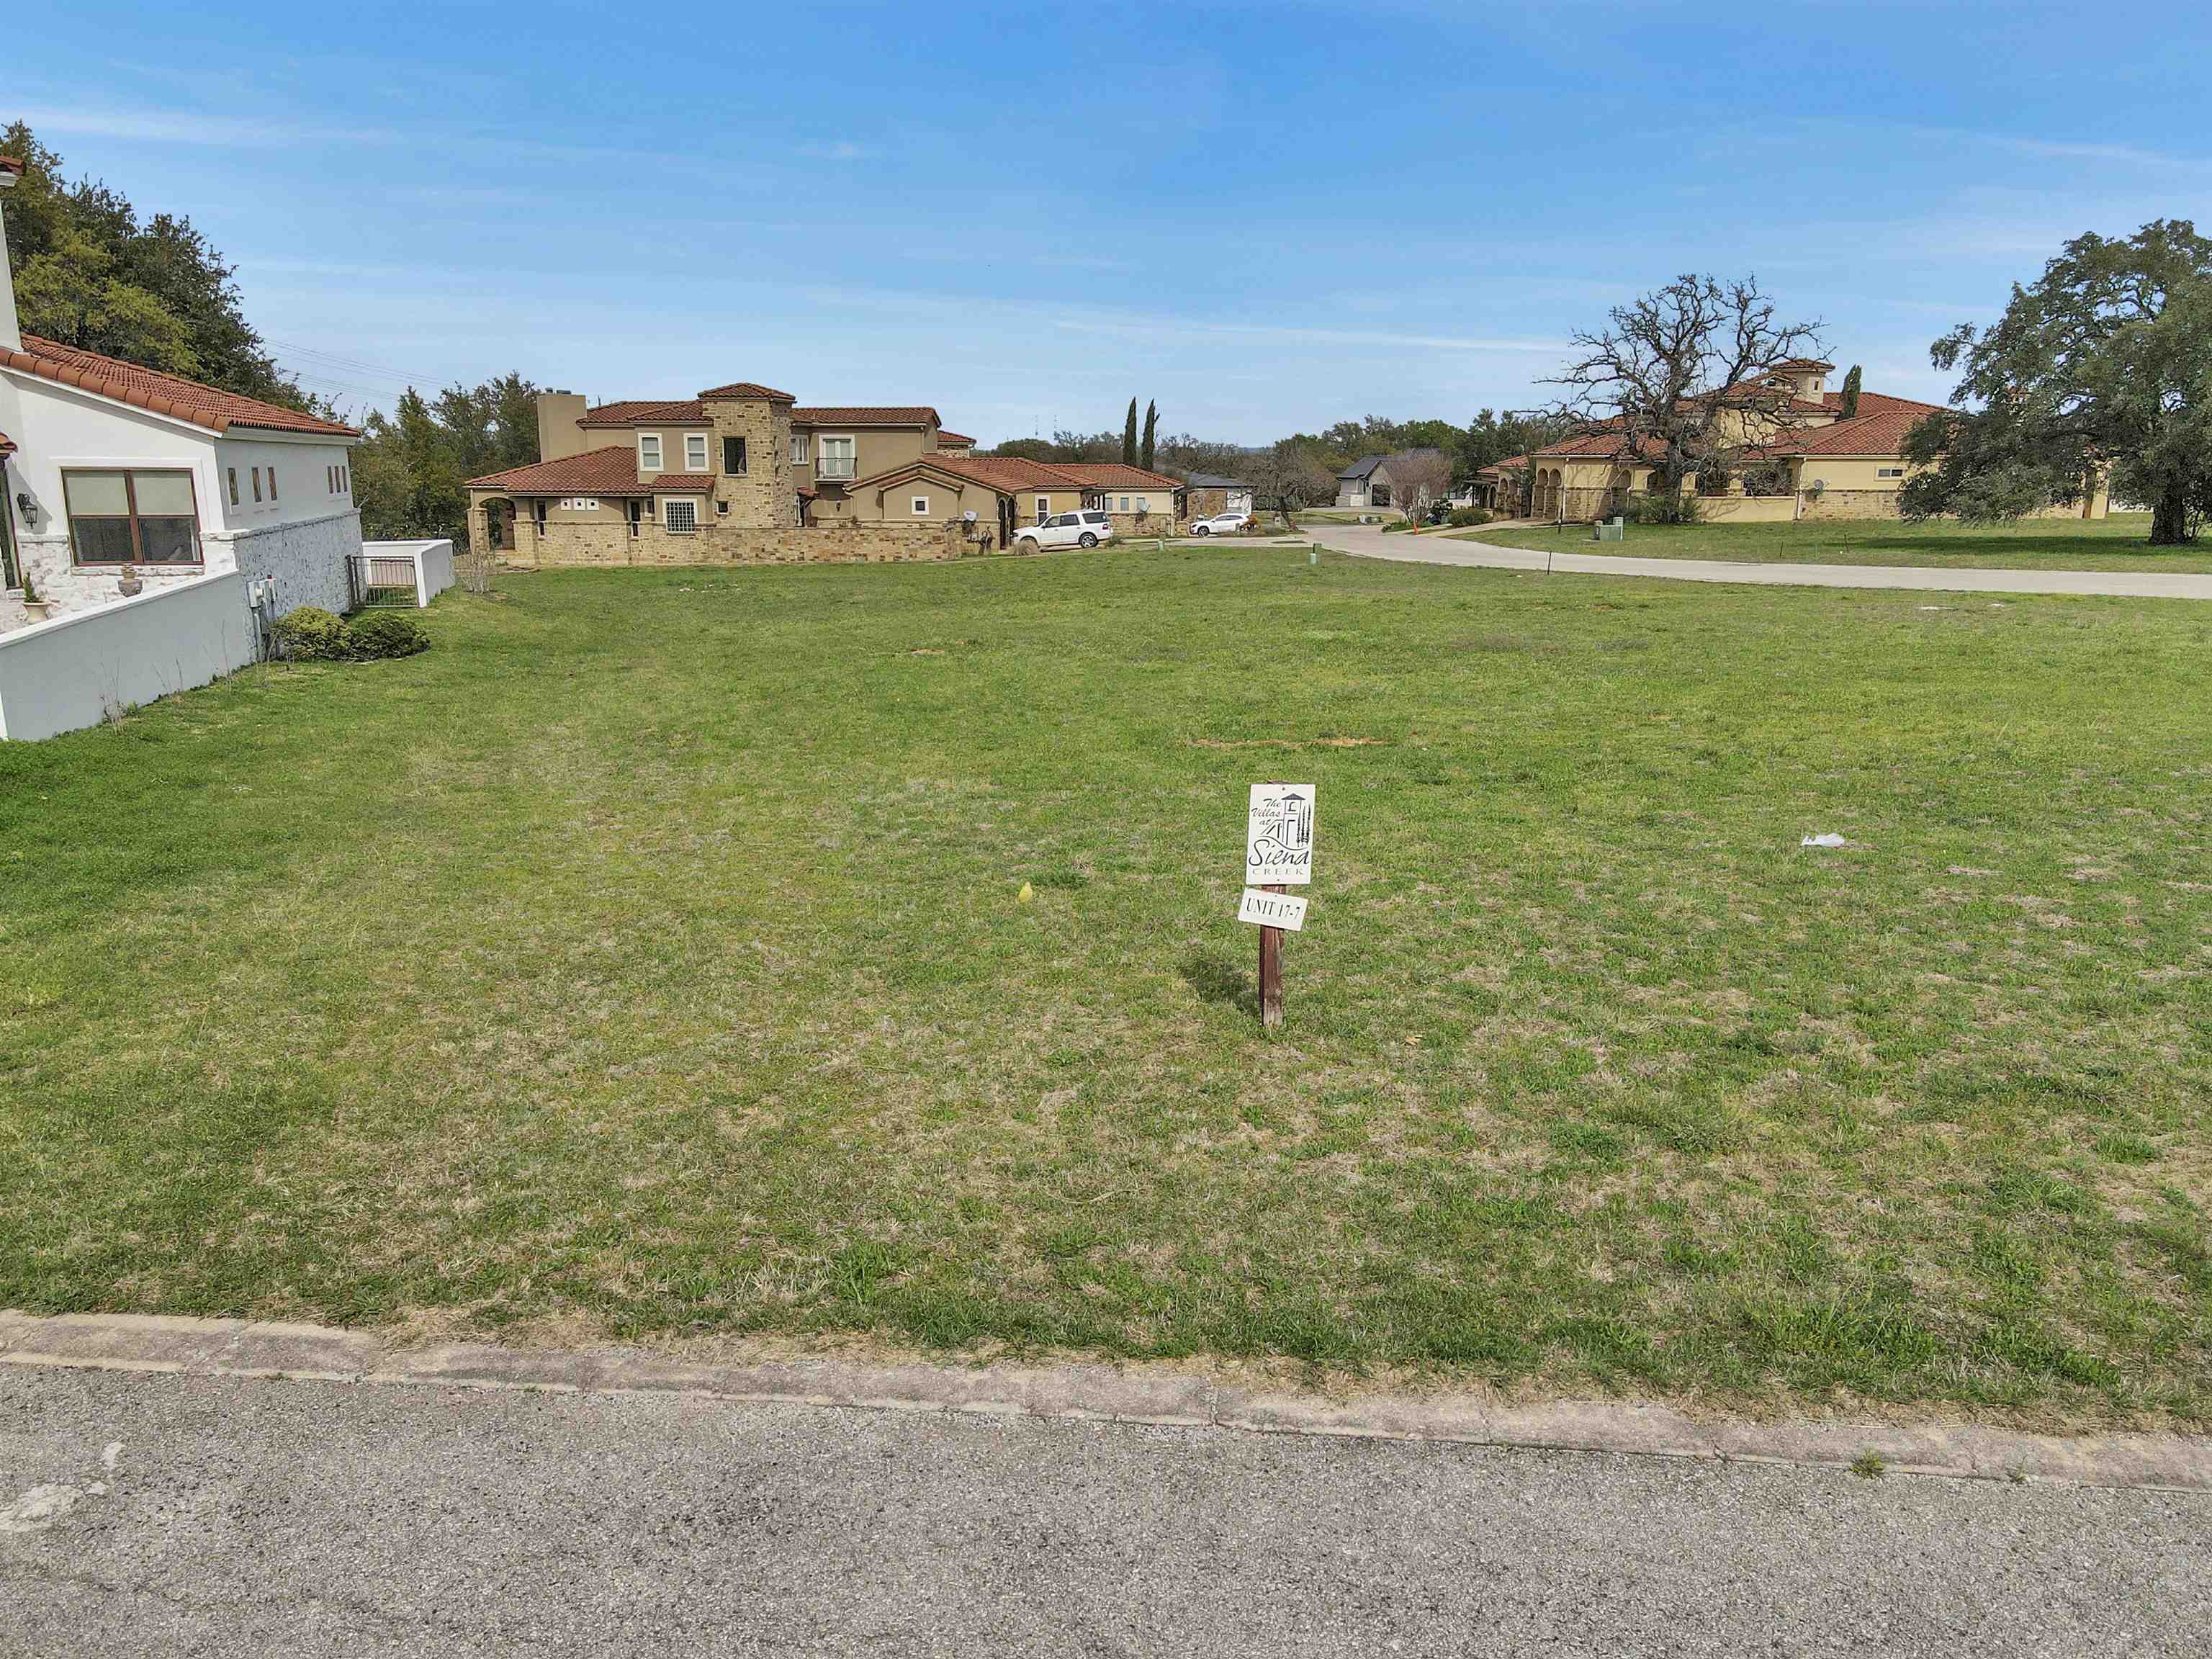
[[502, 513, 966, 567], [10, 505, 359, 620], [1799, 489, 1903, 522], [703, 393, 797, 528]]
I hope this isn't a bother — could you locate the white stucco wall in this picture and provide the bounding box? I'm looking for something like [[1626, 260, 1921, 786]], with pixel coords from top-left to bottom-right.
[[0, 569, 257, 742], [0, 369, 359, 619]]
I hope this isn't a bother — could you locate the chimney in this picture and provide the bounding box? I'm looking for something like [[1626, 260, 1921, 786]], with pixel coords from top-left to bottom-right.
[[535, 390, 588, 463], [0, 156, 23, 353]]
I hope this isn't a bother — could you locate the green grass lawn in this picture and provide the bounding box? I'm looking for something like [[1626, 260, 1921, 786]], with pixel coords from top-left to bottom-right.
[[1461, 513, 2212, 572], [4, 548, 2208, 1423]]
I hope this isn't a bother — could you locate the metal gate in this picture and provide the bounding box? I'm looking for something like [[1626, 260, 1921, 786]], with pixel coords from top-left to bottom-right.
[[346, 552, 418, 610]]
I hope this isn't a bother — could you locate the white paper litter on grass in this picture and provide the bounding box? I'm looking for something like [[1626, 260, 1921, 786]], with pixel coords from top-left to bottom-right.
[[1800, 832, 1847, 848]]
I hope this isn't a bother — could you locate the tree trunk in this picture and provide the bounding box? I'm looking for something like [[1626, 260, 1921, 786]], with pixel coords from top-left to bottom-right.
[[2149, 479, 2193, 545]]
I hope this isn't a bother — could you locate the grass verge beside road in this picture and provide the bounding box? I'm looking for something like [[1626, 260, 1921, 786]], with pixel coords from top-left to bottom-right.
[[1457, 513, 2212, 572], [2, 547, 2208, 1423]]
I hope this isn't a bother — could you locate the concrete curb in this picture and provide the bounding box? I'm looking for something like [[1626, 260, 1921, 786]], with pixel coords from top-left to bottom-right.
[[3, 1311, 2205, 1493]]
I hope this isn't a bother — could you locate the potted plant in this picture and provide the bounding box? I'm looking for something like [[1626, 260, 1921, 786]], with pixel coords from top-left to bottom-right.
[[19, 568, 53, 622], [117, 563, 144, 598]]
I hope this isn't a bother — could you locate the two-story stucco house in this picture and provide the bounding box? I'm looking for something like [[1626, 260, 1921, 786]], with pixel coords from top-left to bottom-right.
[[0, 158, 363, 633], [467, 387, 1185, 563]]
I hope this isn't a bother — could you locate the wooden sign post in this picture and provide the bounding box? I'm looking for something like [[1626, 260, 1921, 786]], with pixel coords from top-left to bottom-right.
[[1241, 784, 1316, 1030], [1258, 882, 1286, 1028]]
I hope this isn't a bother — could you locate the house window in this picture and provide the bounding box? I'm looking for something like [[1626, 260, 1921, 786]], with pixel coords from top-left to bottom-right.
[[268, 468, 279, 501], [627, 500, 642, 538], [1136, 497, 1148, 514], [790, 433, 810, 466], [817, 436, 855, 480], [251, 467, 262, 503], [685, 433, 709, 472], [723, 436, 747, 475], [1877, 467, 1905, 479], [665, 499, 698, 532], [1118, 496, 1129, 512], [1035, 495, 1049, 520], [341, 467, 349, 493], [326, 465, 335, 492], [911, 495, 930, 516], [228, 467, 240, 506], [639, 433, 663, 472], [533, 501, 547, 532], [63, 469, 203, 566]]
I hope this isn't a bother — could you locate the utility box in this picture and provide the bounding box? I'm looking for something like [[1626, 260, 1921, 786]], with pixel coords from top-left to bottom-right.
[[1593, 516, 1626, 542]]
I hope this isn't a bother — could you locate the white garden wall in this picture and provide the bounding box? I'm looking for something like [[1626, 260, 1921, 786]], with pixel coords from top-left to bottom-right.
[[362, 538, 456, 606], [0, 570, 257, 742]]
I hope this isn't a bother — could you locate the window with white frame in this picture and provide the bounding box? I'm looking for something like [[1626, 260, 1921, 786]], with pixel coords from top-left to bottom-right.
[[1136, 497, 1148, 514], [1877, 467, 1905, 479], [1118, 495, 1129, 512], [268, 468, 279, 501], [664, 498, 698, 532], [789, 432, 810, 466], [1035, 495, 1049, 520], [639, 433, 663, 472], [817, 436, 855, 480], [685, 433, 709, 472], [910, 495, 930, 516]]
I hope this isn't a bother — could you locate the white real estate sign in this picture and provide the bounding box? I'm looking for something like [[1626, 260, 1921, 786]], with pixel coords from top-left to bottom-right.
[[1245, 782, 1316, 886], [1237, 887, 1308, 932]]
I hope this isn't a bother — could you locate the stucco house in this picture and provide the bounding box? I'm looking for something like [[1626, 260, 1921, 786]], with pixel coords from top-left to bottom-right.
[[0, 156, 363, 633], [837, 454, 1184, 547], [1524, 359, 2110, 523], [471, 387, 1182, 562], [1335, 449, 1447, 512]]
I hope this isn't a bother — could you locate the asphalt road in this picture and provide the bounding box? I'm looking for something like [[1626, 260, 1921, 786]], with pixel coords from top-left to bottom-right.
[[1302, 520, 2212, 598], [4, 1367, 2208, 1656]]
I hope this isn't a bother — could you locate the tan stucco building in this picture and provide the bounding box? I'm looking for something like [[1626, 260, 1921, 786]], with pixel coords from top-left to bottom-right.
[[1524, 360, 2110, 523]]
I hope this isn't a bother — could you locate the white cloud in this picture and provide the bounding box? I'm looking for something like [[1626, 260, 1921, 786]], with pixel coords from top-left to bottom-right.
[[9, 103, 395, 148]]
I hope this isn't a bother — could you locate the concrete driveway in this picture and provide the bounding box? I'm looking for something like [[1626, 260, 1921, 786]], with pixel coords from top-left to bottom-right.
[[1303, 520, 2212, 600], [7, 1363, 2210, 1657]]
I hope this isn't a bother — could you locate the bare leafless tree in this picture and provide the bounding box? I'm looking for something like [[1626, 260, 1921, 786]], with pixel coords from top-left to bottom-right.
[[1543, 274, 1825, 509], [1383, 449, 1453, 520], [1249, 441, 1337, 526]]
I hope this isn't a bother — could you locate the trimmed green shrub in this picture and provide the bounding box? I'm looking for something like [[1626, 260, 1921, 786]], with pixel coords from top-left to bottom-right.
[[1447, 507, 1491, 527], [346, 610, 430, 660], [272, 606, 430, 662], [273, 606, 352, 661]]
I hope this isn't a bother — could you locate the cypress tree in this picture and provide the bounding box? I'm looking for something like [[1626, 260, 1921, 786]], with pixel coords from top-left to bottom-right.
[[1141, 400, 1158, 472], [1839, 364, 1862, 420], [1123, 399, 1138, 465]]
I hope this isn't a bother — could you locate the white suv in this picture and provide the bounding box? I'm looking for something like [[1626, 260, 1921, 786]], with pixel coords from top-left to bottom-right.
[[1017, 509, 1114, 552]]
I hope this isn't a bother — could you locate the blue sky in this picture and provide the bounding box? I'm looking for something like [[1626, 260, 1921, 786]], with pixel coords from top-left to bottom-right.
[[17, 1, 2211, 443]]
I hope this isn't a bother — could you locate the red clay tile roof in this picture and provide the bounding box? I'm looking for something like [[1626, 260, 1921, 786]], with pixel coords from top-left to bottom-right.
[[1477, 453, 1532, 476], [790, 405, 940, 427], [698, 381, 794, 402], [577, 399, 708, 427], [1753, 407, 1938, 459], [0, 157, 22, 179], [1820, 390, 1945, 418], [1771, 357, 1835, 373], [0, 428, 13, 456], [1053, 464, 1184, 490], [645, 473, 716, 493], [935, 431, 974, 446], [1, 334, 359, 438], [467, 446, 654, 495]]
